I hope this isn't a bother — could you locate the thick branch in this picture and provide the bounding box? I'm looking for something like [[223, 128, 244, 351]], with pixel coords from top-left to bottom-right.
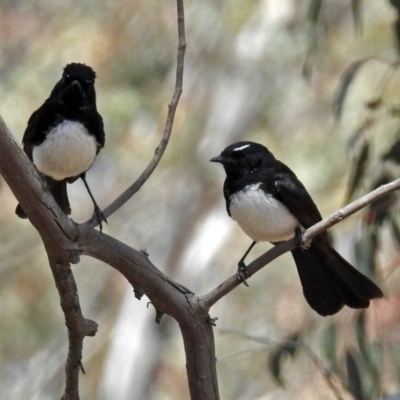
[[0, 116, 98, 400], [83, 229, 220, 400], [47, 257, 97, 400], [180, 320, 220, 400], [200, 177, 400, 309]]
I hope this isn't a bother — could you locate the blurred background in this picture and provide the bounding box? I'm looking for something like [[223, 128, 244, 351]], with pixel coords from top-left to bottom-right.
[[1, 0, 400, 399]]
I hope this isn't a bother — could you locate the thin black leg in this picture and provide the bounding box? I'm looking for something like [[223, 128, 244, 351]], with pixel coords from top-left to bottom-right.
[[80, 173, 107, 232], [237, 240, 257, 287]]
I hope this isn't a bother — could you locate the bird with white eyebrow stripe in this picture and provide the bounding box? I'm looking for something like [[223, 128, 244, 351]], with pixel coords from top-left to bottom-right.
[[211, 141, 383, 316]]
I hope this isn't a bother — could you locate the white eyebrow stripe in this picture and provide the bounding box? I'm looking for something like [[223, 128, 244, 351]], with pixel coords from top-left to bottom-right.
[[233, 144, 250, 152]]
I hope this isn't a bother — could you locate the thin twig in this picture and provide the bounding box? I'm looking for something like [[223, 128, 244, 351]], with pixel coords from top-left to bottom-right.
[[82, 2, 186, 230], [201, 177, 400, 309]]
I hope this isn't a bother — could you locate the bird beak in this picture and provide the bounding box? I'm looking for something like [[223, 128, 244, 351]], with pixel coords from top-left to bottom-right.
[[63, 79, 86, 100], [71, 80, 84, 92], [210, 155, 234, 166], [210, 155, 225, 164]]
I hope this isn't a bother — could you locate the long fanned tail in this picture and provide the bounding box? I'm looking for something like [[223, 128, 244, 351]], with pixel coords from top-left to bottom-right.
[[46, 177, 71, 215], [292, 243, 383, 316]]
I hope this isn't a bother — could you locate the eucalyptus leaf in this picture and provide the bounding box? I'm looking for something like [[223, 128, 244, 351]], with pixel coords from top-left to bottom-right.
[[346, 350, 364, 400], [268, 335, 299, 387]]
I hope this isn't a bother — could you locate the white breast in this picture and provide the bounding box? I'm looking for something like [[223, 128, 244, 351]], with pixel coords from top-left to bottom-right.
[[32, 120, 97, 180], [229, 183, 300, 242]]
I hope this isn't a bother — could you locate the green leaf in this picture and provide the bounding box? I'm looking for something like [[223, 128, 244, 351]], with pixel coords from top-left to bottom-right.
[[355, 226, 378, 276], [355, 313, 376, 377], [351, 0, 363, 33], [333, 59, 369, 120], [355, 312, 367, 354], [346, 350, 364, 400], [344, 141, 369, 203], [268, 335, 299, 386], [303, 0, 324, 79], [390, 0, 400, 12], [307, 0, 323, 23], [390, 217, 400, 250], [322, 323, 339, 374]]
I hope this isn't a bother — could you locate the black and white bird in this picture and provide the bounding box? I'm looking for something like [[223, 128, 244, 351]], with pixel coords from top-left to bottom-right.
[[211, 141, 383, 316], [15, 63, 106, 230]]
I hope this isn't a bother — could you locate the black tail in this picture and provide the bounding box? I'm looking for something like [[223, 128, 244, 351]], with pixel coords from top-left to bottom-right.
[[291, 242, 383, 316], [15, 176, 71, 218]]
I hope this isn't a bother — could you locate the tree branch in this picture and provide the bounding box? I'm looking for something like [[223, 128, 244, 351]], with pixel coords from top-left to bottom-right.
[[200, 177, 400, 309], [48, 257, 97, 400], [82, 0, 186, 230], [0, 116, 98, 400], [83, 229, 220, 400]]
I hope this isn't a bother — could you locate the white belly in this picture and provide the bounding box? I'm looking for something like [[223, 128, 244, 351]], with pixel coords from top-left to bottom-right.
[[32, 120, 97, 180], [229, 183, 300, 242]]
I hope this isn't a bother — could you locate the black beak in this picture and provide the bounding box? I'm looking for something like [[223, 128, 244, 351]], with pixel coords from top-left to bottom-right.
[[210, 155, 222, 163], [71, 80, 84, 92], [61, 79, 85, 101], [210, 155, 234, 166], [210, 155, 227, 164]]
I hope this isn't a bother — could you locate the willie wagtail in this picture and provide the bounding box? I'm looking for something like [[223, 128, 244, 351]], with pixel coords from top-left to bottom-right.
[[15, 63, 106, 230], [211, 141, 383, 316]]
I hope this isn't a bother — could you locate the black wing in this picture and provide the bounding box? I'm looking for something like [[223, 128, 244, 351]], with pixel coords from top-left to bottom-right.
[[82, 105, 105, 152], [22, 98, 59, 160], [273, 165, 323, 230]]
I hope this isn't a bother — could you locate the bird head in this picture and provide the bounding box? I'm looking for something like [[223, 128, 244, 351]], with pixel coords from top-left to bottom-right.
[[210, 141, 276, 177], [51, 63, 97, 107]]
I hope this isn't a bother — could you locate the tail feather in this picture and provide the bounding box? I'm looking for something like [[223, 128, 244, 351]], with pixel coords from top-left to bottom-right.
[[292, 243, 383, 316], [46, 177, 71, 215], [15, 176, 71, 218]]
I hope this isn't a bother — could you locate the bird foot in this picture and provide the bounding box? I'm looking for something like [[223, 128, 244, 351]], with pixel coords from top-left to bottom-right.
[[94, 205, 108, 233], [295, 227, 311, 250], [237, 261, 250, 287]]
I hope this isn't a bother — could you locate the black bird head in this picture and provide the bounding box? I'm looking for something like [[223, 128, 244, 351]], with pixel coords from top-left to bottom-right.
[[50, 63, 97, 108], [210, 141, 276, 177]]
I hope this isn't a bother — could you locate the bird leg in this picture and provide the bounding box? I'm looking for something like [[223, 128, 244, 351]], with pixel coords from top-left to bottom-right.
[[80, 173, 107, 232], [237, 241, 256, 287]]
